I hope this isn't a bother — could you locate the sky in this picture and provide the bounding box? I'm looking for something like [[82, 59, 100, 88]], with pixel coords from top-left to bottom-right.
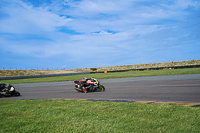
[[0, 0, 200, 70]]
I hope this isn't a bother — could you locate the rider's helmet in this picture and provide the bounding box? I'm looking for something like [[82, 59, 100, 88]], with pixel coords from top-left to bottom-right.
[[82, 77, 87, 81], [10, 87, 15, 92]]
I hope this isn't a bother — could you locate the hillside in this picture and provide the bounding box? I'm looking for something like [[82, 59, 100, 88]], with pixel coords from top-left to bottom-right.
[[72, 60, 200, 72], [0, 60, 200, 77]]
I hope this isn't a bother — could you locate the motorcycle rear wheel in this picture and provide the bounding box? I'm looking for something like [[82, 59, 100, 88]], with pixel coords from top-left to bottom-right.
[[96, 85, 105, 92]]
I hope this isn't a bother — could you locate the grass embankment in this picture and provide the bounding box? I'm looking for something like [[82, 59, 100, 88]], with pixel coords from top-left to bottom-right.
[[0, 100, 199, 133], [74, 60, 200, 72], [1, 60, 200, 76], [1, 67, 200, 84], [0, 69, 75, 77]]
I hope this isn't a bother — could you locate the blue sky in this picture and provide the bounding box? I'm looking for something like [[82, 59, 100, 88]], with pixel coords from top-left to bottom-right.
[[0, 0, 200, 70]]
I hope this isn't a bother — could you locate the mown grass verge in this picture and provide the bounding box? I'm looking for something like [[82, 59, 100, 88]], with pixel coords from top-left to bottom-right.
[[0, 100, 199, 133], [1, 67, 200, 84]]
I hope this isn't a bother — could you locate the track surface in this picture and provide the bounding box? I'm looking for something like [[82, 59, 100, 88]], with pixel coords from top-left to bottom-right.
[[2, 74, 200, 103]]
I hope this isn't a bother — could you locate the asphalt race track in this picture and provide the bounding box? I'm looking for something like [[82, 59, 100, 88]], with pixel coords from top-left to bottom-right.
[[1, 74, 200, 103]]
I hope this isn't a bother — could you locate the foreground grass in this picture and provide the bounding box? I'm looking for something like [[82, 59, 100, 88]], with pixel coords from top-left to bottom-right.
[[1, 67, 200, 84], [0, 100, 199, 133]]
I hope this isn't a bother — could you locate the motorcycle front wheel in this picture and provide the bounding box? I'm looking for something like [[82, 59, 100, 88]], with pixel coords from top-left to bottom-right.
[[96, 85, 105, 92], [14, 91, 20, 96]]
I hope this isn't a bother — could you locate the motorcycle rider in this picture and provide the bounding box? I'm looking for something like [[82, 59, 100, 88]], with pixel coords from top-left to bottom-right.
[[0, 83, 13, 96], [81, 77, 97, 93], [0, 83, 8, 93]]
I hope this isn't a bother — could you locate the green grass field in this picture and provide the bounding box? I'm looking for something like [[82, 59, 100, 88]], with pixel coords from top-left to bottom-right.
[[0, 100, 199, 133], [1, 67, 200, 84], [1, 67, 200, 132]]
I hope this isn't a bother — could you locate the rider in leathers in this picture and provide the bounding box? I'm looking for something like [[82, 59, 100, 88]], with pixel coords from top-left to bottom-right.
[[81, 77, 97, 93]]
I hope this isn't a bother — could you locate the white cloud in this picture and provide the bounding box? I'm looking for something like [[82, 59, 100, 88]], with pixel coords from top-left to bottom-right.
[[0, 0, 71, 34], [0, 0, 200, 69]]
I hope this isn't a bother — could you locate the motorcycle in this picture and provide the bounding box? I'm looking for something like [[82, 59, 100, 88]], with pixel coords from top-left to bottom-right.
[[73, 78, 105, 93], [0, 83, 20, 97]]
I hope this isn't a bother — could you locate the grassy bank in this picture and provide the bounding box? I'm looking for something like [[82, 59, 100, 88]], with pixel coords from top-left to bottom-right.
[[0, 69, 76, 77], [1, 67, 200, 84], [0, 100, 199, 133], [1, 60, 200, 76], [74, 60, 200, 72]]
